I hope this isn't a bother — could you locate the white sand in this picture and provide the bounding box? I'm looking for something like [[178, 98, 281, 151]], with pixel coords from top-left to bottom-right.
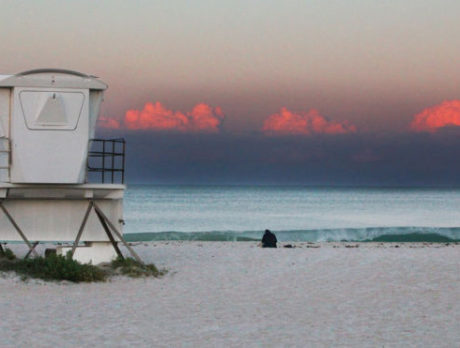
[[1, 242, 459, 347]]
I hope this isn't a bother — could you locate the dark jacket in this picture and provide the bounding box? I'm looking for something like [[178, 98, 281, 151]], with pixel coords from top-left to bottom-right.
[[262, 230, 277, 248]]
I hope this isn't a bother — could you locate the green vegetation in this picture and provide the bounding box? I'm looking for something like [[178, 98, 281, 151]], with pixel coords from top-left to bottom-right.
[[0, 247, 16, 261], [0, 249, 165, 282], [109, 256, 167, 278], [0, 250, 107, 282]]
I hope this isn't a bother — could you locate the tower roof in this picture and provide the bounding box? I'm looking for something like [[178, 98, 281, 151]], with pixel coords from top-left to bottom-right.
[[0, 69, 107, 90]]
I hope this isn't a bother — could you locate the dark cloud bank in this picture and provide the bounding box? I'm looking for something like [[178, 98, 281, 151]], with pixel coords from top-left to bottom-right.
[[97, 128, 460, 186]]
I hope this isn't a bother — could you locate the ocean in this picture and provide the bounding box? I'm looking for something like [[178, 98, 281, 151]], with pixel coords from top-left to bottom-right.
[[124, 185, 460, 242]]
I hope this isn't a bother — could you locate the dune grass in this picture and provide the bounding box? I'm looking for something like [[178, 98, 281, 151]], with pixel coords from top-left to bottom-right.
[[109, 256, 167, 278], [0, 247, 16, 261], [0, 249, 107, 282], [0, 248, 165, 282]]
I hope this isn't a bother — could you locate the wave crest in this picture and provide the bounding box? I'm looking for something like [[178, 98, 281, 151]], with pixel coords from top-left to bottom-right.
[[125, 227, 460, 243]]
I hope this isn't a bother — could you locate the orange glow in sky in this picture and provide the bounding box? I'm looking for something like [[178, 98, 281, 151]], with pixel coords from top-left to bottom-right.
[[99, 102, 224, 133], [262, 107, 357, 135], [410, 100, 460, 132]]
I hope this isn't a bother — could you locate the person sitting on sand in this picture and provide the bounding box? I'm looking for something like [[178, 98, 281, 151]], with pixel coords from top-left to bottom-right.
[[262, 229, 277, 248]]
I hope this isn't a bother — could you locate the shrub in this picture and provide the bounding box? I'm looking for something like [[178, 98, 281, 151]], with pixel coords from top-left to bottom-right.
[[110, 257, 166, 278], [0, 253, 107, 282], [0, 251, 165, 282], [0, 247, 16, 261]]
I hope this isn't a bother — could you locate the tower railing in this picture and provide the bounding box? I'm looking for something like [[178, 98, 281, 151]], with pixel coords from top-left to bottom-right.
[[87, 138, 126, 184]]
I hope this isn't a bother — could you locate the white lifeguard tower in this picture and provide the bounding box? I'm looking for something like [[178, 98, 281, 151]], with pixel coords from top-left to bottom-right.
[[0, 69, 141, 264]]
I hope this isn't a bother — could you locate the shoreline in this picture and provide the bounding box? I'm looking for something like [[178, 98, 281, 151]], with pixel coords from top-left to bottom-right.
[[2, 240, 459, 259]]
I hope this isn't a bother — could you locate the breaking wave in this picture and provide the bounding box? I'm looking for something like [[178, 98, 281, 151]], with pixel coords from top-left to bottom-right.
[[124, 227, 460, 243]]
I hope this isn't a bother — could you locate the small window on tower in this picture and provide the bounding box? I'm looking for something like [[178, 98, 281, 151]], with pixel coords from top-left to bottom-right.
[[19, 91, 85, 130]]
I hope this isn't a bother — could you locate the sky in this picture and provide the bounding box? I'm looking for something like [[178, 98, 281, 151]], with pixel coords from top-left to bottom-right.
[[2, 1, 460, 185]]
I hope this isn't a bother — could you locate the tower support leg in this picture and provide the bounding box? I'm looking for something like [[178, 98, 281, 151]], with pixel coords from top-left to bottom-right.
[[24, 242, 39, 259], [0, 202, 38, 257], [70, 201, 94, 257], [94, 207, 124, 259], [93, 202, 143, 264]]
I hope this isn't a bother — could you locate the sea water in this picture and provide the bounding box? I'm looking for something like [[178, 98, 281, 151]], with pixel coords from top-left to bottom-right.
[[124, 185, 460, 242]]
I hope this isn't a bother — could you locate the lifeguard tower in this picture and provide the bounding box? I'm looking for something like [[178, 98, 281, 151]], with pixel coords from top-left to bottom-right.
[[0, 69, 140, 264]]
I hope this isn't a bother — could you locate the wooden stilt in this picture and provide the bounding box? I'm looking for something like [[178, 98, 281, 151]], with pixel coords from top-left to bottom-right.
[[0, 243, 4, 256], [24, 242, 39, 259], [70, 201, 94, 257], [0, 202, 38, 257], [93, 202, 143, 264], [95, 207, 124, 259]]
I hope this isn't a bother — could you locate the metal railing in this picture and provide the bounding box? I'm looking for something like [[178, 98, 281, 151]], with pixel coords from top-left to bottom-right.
[[87, 138, 126, 184], [0, 137, 11, 182]]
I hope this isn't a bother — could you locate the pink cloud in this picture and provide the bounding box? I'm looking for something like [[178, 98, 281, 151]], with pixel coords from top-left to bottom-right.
[[410, 100, 460, 132], [99, 102, 224, 133], [97, 116, 120, 129], [262, 107, 357, 135]]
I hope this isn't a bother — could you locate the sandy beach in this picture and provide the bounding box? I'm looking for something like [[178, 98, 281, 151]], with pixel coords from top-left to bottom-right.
[[1, 242, 459, 347]]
